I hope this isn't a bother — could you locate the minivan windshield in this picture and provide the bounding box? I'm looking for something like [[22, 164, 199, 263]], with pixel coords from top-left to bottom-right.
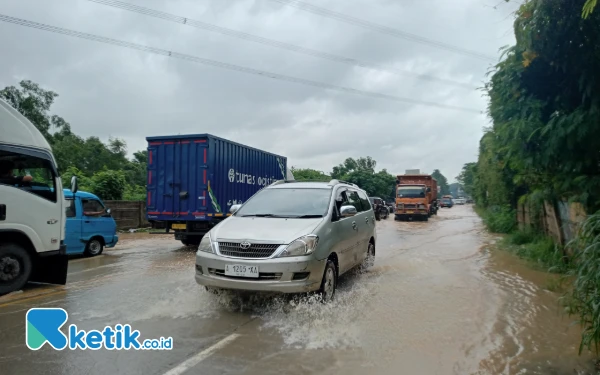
[[397, 186, 426, 198], [235, 188, 331, 218]]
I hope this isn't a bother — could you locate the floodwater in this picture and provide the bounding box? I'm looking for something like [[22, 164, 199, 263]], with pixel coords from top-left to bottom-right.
[[0, 205, 595, 374]]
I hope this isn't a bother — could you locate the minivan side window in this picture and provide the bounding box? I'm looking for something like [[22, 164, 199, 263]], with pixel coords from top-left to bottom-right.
[[356, 190, 371, 211], [65, 198, 76, 218], [0, 149, 57, 202], [333, 189, 350, 219], [346, 190, 364, 212], [82, 199, 105, 216]]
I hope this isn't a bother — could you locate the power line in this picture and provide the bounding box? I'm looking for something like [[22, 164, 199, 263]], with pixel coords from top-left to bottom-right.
[[0, 14, 483, 114], [269, 0, 497, 61], [86, 0, 476, 90]]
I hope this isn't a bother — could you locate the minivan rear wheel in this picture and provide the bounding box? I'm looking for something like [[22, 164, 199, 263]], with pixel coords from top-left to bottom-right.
[[319, 260, 337, 303]]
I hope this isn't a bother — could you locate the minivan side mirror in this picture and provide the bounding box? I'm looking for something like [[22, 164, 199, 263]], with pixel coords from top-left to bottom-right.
[[71, 176, 78, 194], [230, 204, 241, 214], [340, 205, 357, 217], [106, 208, 111, 215]]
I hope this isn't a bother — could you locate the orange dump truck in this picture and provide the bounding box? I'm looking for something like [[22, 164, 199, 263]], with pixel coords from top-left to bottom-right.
[[394, 173, 438, 221]]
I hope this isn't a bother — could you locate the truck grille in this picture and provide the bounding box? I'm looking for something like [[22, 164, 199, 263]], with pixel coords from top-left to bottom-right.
[[403, 204, 417, 209], [218, 242, 281, 258]]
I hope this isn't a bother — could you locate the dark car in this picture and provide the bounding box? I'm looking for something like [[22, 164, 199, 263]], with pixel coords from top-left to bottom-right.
[[369, 197, 389, 220], [440, 198, 453, 208]]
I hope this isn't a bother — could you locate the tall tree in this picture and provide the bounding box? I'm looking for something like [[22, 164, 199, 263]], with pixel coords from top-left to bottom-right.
[[431, 169, 450, 196], [290, 167, 330, 182], [456, 162, 477, 197]]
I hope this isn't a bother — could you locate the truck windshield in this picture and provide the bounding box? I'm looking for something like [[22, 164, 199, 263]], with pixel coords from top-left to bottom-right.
[[397, 186, 426, 198], [235, 188, 331, 218]]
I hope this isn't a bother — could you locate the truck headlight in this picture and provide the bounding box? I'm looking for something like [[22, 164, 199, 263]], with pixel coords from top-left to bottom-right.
[[397, 203, 403, 209], [279, 235, 319, 257], [197, 235, 214, 253]]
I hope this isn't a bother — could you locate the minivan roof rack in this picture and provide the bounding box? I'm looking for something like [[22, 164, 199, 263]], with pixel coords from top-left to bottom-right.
[[328, 179, 358, 187]]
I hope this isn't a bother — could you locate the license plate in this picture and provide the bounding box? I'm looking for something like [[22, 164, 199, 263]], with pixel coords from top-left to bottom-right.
[[172, 224, 186, 230], [225, 264, 259, 278], [406, 211, 414, 214]]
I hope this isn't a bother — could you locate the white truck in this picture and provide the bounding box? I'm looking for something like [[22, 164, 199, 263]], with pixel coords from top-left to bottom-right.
[[0, 98, 77, 295]]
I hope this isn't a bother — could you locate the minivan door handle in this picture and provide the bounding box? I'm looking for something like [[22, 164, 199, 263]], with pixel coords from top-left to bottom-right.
[[365, 217, 369, 224], [84, 220, 91, 223], [351, 221, 357, 231]]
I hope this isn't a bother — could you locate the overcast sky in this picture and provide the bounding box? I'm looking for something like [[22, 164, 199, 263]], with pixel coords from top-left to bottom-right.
[[0, 0, 519, 182]]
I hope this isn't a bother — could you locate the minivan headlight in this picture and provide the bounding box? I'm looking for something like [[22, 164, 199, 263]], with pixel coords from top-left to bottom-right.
[[197, 234, 214, 253], [279, 235, 319, 257]]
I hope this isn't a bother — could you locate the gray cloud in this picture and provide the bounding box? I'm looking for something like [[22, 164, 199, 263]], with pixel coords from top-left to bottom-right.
[[0, 0, 519, 181]]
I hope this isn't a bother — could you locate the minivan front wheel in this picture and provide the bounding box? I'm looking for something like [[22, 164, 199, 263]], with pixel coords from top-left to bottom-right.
[[319, 260, 337, 303], [85, 238, 104, 257]]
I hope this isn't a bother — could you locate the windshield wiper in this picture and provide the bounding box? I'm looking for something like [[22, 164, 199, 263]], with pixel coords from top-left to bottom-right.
[[294, 215, 324, 218]]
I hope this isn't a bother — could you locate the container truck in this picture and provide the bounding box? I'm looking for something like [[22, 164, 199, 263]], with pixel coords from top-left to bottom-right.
[[0, 98, 77, 295], [394, 172, 438, 221], [146, 134, 293, 245]]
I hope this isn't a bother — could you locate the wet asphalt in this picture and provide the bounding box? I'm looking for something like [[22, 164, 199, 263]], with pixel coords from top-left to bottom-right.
[[0, 205, 595, 374]]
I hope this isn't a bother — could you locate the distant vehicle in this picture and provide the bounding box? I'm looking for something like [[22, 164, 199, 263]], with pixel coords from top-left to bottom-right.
[[385, 201, 395, 213], [146, 134, 293, 246], [0, 98, 76, 295], [63, 189, 118, 256], [466, 198, 474, 204], [395, 173, 438, 221], [440, 197, 454, 208], [369, 197, 389, 220], [453, 197, 466, 205], [194, 179, 377, 302]]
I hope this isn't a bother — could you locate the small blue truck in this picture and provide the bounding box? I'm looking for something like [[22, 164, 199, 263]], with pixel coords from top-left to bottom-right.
[[146, 134, 292, 245], [63, 189, 118, 256]]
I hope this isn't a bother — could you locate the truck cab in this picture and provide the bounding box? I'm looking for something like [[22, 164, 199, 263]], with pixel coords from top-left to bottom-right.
[[0, 98, 76, 295], [395, 184, 430, 221], [63, 189, 118, 256]]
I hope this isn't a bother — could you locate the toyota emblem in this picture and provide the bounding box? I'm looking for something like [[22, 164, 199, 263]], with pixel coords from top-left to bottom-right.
[[239, 241, 251, 250]]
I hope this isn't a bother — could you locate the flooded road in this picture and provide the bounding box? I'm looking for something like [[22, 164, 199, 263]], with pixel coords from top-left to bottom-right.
[[0, 205, 594, 374]]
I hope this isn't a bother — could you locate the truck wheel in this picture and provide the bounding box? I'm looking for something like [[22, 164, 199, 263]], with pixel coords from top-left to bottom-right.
[[183, 236, 202, 247], [0, 243, 32, 295], [319, 260, 337, 303], [85, 238, 104, 257]]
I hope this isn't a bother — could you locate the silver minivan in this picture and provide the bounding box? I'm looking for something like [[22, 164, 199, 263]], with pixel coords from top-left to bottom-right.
[[194, 179, 377, 301]]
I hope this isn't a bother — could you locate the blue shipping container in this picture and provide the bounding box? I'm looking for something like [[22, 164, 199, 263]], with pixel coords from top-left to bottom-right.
[[146, 134, 289, 244]]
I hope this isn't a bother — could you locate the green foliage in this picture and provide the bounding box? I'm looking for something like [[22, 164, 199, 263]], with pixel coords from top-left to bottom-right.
[[481, 0, 600, 211], [502, 232, 568, 273], [563, 211, 600, 354], [60, 166, 93, 192], [290, 167, 330, 182], [123, 184, 146, 201], [331, 157, 395, 199], [481, 205, 516, 233], [456, 162, 477, 197], [90, 169, 127, 200], [582, 0, 597, 18], [431, 169, 449, 197]]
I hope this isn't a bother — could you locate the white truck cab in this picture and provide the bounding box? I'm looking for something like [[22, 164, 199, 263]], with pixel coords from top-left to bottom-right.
[[0, 98, 77, 295]]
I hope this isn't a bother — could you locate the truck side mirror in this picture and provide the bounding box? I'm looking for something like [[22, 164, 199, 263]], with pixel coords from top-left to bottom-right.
[[71, 176, 78, 194], [427, 187, 431, 192]]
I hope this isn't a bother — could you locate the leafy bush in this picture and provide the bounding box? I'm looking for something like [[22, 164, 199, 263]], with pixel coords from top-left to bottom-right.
[[482, 205, 516, 233], [123, 184, 146, 201], [563, 211, 600, 354], [507, 229, 537, 245], [91, 169, 126, 200]]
